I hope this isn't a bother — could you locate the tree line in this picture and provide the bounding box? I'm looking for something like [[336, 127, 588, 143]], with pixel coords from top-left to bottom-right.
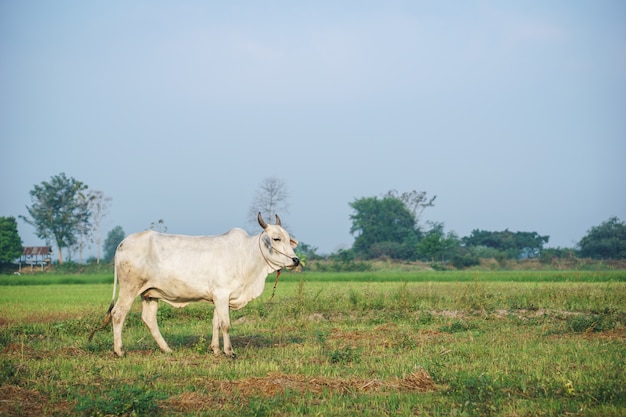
[[1, 173, 625, 269], [300, 192, 626, 267]]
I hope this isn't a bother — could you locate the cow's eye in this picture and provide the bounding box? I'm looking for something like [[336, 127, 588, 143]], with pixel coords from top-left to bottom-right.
[[273, 238, 281, 242]]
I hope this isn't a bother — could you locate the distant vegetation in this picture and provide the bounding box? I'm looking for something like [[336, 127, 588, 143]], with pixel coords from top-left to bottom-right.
[[3, 173, 626, 273], [341, 192, 626, 266]]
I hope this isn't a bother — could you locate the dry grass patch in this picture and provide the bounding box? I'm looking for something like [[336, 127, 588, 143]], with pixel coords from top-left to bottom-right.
[[215, 370, 438, 395], [165, 370, 438, 412], [0, 385, 45, 417], [0, 385, 72, 417]]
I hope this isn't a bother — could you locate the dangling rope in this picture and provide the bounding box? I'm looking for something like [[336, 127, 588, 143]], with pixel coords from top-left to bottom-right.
[[259, 232, 282, 301], [269, 269, 281, 301]]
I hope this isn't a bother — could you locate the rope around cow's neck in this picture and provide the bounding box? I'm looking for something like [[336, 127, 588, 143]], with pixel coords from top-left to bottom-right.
[[258, 233, 282, 301]]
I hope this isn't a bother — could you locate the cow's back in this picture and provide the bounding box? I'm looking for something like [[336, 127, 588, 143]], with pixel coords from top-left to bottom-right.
[[118, 228, 248, 258], [115, 229, 258, 286]]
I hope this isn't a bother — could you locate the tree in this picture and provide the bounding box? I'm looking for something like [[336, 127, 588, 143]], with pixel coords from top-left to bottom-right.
[[382, 189, 436, 228], [149, 219, 167, 233], [578, 217, 626, 260], [461, 229, 549, 259], [417, 222, 459, 262], [73, 191, 93, 264], [0, 216, 23, 265], [248, 177, 289, 226], [349, 196, 419, 259], [87, 190, 112, 264], [295, 241, 323, 261], [103, 226, 125, 263], [20, 173, 90, 264]]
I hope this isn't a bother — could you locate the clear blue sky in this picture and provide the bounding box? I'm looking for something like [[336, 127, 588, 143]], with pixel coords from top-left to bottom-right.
[[1, 1, 625, 256]]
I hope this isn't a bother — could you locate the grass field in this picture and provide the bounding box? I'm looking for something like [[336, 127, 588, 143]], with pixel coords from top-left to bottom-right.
[[1, 270, 625, 416]]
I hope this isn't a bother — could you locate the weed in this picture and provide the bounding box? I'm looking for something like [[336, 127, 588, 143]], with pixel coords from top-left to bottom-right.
[[439, 320, 472, 333], [255, 301, 267, 317], [460, 281, 497, 312], [315, 330, 328, 344], [393, 281, 413, 310], [283, 280, 323, 319], [327, 346, 361, 364], [244, 397, 272, 417], [0, 359, 27, 385], [74, 384, 166, 416], [157, 304, 177, 320], [451, 373, 499, 417], [349, 288, 361, 307], [566, 313, 615, 333], [544, 312, 618, 336], [396, 332, 418, 350], [193, 335, 209, 354], [418, 310, 435, 325]]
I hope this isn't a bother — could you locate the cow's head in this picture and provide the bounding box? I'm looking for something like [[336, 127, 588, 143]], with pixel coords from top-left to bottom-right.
[[258, 212, 300, 270]]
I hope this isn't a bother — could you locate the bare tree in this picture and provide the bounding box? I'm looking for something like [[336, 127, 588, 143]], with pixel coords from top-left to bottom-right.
[[88, 190, 112, 264], [382, 189, 436, 227], [248, 177, 289, 226], [149, 219, 168, 233], [74, 191, 91, 264]]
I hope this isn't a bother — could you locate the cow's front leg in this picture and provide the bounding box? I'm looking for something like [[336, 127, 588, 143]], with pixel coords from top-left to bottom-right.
[[211, 313, 221, 355], [212, 297, 234, 358]]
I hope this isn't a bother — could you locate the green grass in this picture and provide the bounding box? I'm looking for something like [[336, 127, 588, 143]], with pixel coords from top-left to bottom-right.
[[0, 273, 112, 286], [1, 271, 625, 416], [2, 269, 625, 286]]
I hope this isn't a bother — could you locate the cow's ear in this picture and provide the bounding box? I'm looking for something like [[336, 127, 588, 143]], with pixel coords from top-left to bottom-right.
[[262, 235, 272, 250], [290, 238, 298, 248]]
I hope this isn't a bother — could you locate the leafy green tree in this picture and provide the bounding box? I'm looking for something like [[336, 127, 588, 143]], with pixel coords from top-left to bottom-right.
[[578, 217, 626, 260], [417, 222, 459, 262], [0, 216, 23, 265], [349, 196, 419, 259], [449, 247, 481, 269], [540, 247, 576, 261], [20, 173, 90, 264], [104, 226, 126, 263], [296, 241, 323, 261], [462, 229, 549, 259]]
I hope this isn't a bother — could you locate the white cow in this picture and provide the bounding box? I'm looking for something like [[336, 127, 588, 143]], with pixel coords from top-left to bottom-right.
[[89, 213, 299, 357]]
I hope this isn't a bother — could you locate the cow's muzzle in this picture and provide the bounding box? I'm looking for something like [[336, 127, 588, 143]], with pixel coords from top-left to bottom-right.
[[292, 257, 300, 267]]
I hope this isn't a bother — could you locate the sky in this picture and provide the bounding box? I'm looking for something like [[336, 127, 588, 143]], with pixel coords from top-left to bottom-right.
[[1, 1, 625, 258]]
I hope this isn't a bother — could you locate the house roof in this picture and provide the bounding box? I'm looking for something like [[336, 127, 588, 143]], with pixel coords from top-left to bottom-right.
[[22, 246, 53, 256]]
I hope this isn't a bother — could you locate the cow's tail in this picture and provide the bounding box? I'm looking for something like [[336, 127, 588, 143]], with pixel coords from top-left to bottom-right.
[[88, 263, 118, 342]]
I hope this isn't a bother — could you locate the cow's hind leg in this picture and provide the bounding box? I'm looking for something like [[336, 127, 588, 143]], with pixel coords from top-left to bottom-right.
[[142, 297, 172, 353], [111, 297, 134, 357]]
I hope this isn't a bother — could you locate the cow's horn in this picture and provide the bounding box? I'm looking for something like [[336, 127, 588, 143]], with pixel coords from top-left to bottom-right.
[[258, 212, 268, 229], [275, 214, 281, 226]]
